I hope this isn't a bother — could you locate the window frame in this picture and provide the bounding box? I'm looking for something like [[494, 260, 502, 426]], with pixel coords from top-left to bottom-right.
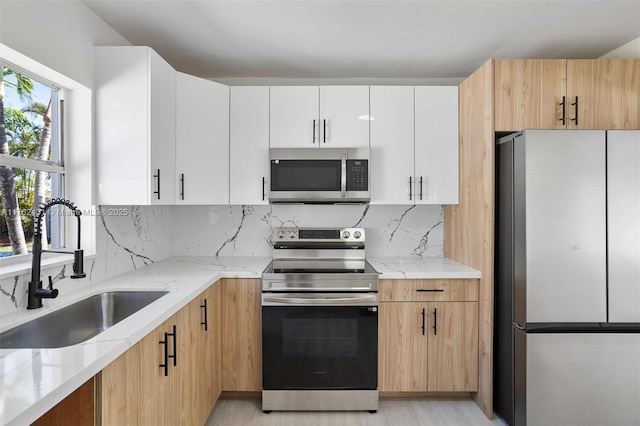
[[0, 42, 95, 274]]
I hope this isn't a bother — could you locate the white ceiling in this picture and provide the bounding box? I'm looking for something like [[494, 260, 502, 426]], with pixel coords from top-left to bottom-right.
[[82, 0, 640, 84]]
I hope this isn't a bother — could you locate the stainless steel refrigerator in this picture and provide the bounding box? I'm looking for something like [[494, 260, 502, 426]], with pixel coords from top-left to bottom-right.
[[495, 130, 640, 426]]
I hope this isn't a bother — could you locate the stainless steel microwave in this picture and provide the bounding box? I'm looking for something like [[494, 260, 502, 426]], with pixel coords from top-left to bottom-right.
[[269, 147, 370, 204]]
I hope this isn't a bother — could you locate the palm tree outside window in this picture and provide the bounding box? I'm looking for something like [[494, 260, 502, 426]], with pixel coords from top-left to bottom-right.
[[0, 62, 64, 259]]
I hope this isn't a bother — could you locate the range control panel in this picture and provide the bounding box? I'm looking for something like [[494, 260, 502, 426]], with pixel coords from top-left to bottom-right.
[[273, 227, 365, 242]]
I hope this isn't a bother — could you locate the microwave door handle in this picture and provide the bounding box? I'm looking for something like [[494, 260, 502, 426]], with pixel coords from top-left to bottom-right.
[[341, 154, 347, 197]]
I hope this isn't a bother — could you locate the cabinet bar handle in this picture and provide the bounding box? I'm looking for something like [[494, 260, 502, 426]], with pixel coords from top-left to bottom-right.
[[419, 176, 423, 201], [416, 289, 444, 292], [153, 169, 161, 199], [421, 308, 426, 336], [559, 96, 566, 125], [433, 308, 438, 336], [570, 96, 579, 125], [312, 119, 316, 144], [159, 332, 169, 376], [180, 173, 185, 201], [201, 299, 208, 331], [167, 324, 177, 367], [409, 176, 412, 201], [323, 119, 326, 143], [262, 177, 266, 201]]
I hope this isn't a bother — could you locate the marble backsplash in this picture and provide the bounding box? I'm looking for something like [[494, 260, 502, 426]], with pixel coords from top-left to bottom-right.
[[0, 206, 173, 315], [0, 204, 443, 315], [172, 204, 443, 258]]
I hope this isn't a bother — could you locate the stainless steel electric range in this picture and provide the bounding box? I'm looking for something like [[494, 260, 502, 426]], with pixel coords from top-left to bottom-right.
[[261, 227, 379, 413]]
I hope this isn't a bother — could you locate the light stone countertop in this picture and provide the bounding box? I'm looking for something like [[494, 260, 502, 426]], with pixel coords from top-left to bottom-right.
[[368, 257, 481, 279], [0, 255, 478, 426]]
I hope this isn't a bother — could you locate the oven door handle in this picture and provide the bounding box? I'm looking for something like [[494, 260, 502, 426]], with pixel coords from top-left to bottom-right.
[[262, 294, 378, 306]]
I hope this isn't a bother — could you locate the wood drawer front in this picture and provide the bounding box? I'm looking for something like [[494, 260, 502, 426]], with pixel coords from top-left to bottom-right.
[[379, 279, 479, 302]]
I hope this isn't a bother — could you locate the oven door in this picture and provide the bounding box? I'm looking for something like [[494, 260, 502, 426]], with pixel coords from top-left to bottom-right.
[[262, 294, 378, 390]]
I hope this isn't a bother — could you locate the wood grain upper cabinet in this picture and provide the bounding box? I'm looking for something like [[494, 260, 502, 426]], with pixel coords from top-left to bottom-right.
[[176, 72, 229, 204], [495, 59, 640, 131], [494, 59, 566, 132], [229, 86, 270, 204], [95, 46, 176, 205], [270, 86, 369, 148], [567, 59, 640, 130], [378, 279, 479, 393]]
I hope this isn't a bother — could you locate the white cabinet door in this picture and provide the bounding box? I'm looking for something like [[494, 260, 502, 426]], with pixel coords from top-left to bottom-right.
[[270, 86, 319, 148], [176, 73, 229, 204], [319, 86, 369, 147], [230, 87, 270, 204], [415, 86, 458, 204], [370, 86, 415, 204], [96, 46, 176, 205]]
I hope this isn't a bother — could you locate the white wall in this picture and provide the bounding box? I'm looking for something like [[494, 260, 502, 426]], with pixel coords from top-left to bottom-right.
[[0, 2, 175, 315], [601, 37, 640, 58], [0, 0, 129, 86]]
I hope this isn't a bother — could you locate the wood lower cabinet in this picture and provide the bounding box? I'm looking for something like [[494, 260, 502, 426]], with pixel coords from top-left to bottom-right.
[[32, 378, 94, 426], [378, 279, 479, 393], [99, 282, 222, 426], [221, 278, 262, 392]]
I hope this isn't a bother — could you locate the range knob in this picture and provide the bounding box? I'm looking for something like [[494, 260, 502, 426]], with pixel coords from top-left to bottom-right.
[[288, 230, 297, 239], [342, 230, 350, 239], [353, 231, 362, 239], [277, 230, 285, 239]]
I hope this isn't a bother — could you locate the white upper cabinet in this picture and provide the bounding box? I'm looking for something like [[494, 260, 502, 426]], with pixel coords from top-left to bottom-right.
[[415, 86, 459, 204], [319, 86, 369, 147], [176, 72, 229, 204], [370, 86, 459, 205], [270, 86, 369, 148], [370, 86, 415, 204], [95, 46, 176, 205], [270, 86, 319, 148], [230, 87, 270, 204]]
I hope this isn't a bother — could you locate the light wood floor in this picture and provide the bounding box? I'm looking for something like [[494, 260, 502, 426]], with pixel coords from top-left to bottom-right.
[[206, 398, 508, 425]]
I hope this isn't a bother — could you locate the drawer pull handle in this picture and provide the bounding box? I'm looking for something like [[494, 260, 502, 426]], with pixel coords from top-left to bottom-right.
[[416, 289, 444, 292], [421, 308, 426, 336]]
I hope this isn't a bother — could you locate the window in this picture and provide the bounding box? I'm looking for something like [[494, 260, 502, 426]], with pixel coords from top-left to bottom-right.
[[1, 62, 65, 259]]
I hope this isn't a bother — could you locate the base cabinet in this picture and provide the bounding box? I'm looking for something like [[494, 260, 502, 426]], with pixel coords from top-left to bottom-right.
[[378, 279, 479, 393], [98, 282, 221, 425], [221, 278, 262, 392]]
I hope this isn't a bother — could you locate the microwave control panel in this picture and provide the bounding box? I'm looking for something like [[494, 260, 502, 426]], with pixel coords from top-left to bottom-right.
[[347, 160, 369, 191]]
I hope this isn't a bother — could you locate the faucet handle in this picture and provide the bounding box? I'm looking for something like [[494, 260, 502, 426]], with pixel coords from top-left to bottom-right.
[[35, 276, 59, 299]]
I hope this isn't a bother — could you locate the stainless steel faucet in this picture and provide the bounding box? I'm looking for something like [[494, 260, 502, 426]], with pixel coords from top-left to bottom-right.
[[27, 198, 86, 309]]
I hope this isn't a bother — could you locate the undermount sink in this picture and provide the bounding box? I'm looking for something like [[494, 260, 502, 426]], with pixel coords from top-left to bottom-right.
[[0, 291, 169, 349]]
